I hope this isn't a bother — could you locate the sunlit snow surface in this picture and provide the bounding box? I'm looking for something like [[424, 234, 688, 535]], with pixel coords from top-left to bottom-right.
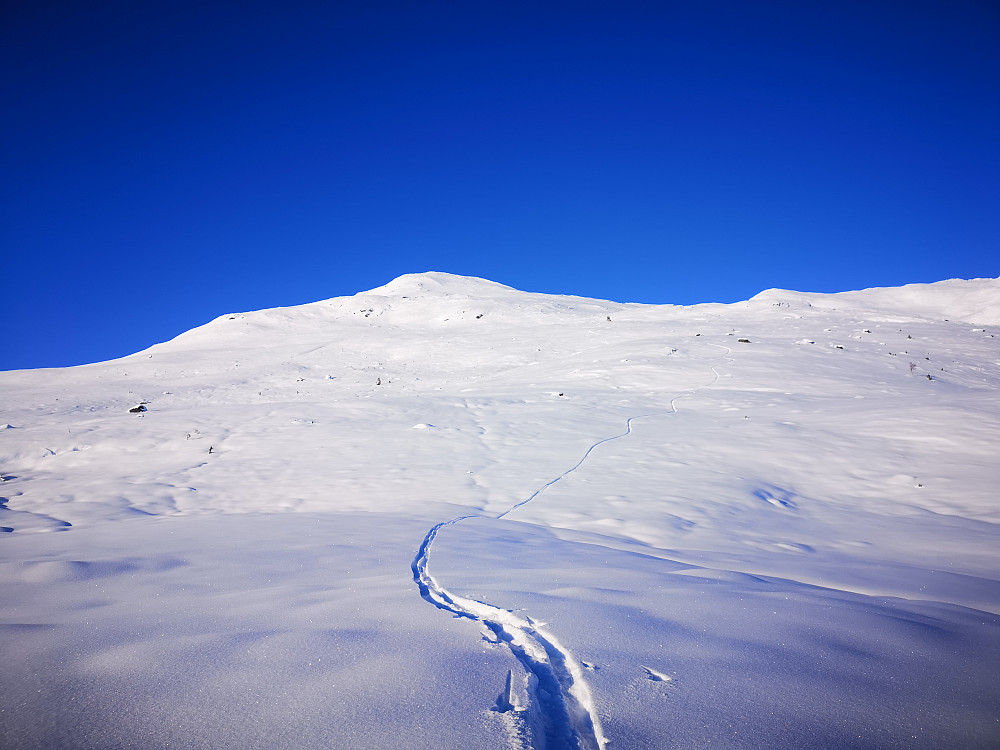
[[2, 272, 999, 748]]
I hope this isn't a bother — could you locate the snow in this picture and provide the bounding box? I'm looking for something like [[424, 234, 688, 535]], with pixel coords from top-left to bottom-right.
[[2, 272, 999, 748], [750, 276, 1000, 326]]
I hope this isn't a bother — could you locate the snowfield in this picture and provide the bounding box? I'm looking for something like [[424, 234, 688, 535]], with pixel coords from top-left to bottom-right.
[[2, 272, 998, 749]]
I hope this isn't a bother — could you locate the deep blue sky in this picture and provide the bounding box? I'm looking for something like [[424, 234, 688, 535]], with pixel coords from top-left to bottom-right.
[[2, 1, 998, 370]]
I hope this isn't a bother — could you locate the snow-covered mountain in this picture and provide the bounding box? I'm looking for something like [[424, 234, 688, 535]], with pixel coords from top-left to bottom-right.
[[2, 273, 998, 749]]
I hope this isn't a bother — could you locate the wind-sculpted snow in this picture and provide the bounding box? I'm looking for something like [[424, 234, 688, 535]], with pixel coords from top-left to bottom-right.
[[1, 272, 999, 748]]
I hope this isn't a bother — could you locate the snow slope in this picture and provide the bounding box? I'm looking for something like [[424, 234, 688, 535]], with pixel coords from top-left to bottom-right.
[[2, 272, 999, 749]]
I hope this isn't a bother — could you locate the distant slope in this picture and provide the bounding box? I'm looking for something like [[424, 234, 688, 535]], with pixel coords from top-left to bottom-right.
[[751, 277, 1000, 324]]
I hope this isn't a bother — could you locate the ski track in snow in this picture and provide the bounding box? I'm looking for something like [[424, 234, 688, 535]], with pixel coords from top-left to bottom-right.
[[411, 344, 732, 750]]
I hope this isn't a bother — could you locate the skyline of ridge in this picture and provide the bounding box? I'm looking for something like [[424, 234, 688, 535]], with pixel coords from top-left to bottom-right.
[[3, 2, 997, 371], [10, 271, 1000, 372]]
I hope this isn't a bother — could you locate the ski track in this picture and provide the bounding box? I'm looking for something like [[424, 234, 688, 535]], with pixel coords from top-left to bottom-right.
[[411, 344, 732, 750]]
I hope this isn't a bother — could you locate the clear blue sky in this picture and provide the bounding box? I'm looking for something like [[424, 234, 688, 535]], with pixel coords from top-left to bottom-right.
[[2, 1, 997, 370]]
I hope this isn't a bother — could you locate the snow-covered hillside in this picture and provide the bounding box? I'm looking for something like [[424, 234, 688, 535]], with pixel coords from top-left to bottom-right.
[[2, 272, 998, 749]]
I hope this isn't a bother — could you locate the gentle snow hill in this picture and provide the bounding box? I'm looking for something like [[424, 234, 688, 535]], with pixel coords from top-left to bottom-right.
[[150, 271, 642, 354], [1, 272, 999, 750], [751, 276, 1000, 325]]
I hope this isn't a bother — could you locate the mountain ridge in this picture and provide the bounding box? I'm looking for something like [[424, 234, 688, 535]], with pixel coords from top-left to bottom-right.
[[750, 276, 1000, 325]]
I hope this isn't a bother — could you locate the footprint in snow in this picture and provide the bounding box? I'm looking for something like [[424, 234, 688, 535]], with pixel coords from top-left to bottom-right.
[[642, 666, 673, 683], [752, 486, 797, 509]]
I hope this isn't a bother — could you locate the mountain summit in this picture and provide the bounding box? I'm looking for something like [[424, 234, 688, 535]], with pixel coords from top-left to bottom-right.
[[361, 271, 519, 299]]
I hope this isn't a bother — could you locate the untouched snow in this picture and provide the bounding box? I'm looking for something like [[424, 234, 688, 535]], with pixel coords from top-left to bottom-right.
[[751, 277, 1000, 326], [1, 272, 999, 749]]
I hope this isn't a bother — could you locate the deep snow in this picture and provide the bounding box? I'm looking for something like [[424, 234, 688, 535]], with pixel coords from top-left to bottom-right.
[[2, 272, 998, 748]]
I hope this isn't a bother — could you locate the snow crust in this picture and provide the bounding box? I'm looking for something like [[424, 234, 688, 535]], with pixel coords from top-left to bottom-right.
[[2, 272, 998, 748]]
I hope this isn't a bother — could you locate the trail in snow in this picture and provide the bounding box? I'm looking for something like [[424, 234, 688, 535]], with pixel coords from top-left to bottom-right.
[[411, 344, 732, 750], [412, 520, 605, 750], [497, 415, 650, 522]]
